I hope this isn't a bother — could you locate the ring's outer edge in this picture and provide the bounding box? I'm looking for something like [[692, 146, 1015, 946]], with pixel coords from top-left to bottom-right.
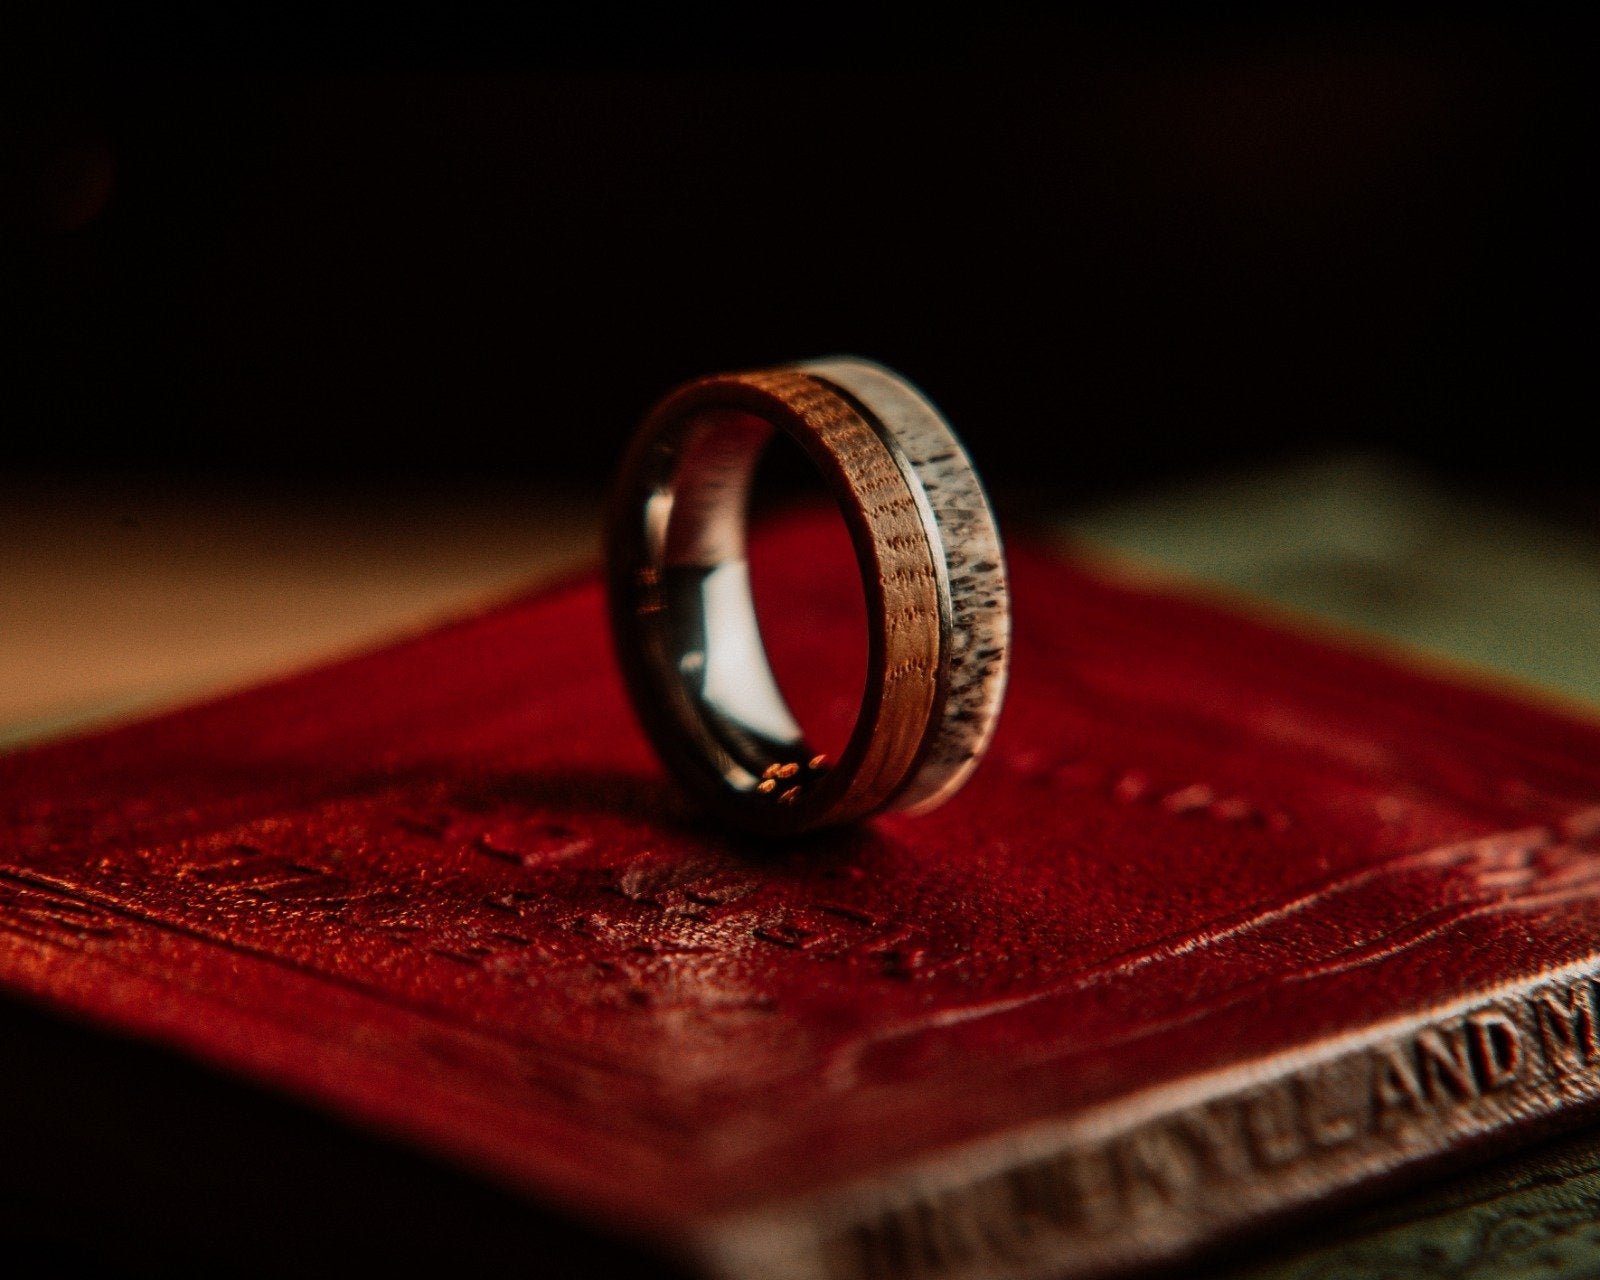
[[792, 367, 955, 813], [797, 357, 1011, 816]]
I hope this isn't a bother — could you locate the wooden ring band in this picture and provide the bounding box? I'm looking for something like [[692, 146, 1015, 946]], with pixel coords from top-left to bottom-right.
[[607, 357, 1009, 834]]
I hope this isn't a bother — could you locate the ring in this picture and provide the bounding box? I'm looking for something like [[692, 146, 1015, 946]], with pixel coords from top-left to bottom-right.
[[607, 357, 1010, 834]]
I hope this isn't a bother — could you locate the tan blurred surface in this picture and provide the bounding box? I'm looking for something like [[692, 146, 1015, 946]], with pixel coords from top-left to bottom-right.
[[1, 475, 601, 749], [11, 456, 1597, 753]]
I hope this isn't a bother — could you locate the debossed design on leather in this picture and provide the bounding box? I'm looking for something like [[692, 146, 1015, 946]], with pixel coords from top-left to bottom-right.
[[3, 516, 1599, 1280]]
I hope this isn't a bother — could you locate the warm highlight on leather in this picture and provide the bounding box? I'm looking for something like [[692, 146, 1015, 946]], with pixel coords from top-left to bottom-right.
[[3, 514, 1598, 1278]]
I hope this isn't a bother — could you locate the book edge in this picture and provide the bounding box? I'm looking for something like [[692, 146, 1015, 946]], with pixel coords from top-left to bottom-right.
[[696, 951, 1600, 1280]]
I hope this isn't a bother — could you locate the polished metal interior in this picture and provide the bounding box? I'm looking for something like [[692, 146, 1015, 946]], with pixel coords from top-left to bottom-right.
[[648, 409, 815, 792]]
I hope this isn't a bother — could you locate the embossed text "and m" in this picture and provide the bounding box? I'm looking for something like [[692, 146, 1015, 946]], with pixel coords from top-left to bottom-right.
[[829, 973, 1599, 1280]]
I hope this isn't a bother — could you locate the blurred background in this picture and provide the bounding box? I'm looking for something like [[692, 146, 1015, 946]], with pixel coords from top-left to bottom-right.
[[2, 9, 1597, 1273], [1, 6, 1592, 734], [5, 8, 1586, 493]]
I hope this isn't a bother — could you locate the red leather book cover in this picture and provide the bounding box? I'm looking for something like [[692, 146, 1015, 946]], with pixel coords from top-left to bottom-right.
[[3, 514, 1599, 1279]]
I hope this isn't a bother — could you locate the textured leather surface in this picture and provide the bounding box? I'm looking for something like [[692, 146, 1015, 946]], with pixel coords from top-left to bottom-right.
[[3, 512, 1599, 1248]]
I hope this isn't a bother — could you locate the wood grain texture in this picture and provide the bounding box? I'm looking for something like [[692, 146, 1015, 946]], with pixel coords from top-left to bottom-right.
[[739, 368, 945, 823]]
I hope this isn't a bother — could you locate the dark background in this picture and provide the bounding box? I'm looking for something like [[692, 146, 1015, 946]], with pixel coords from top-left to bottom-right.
[[0, 7, 1593, 1273], [2, 7, 1588, 518]]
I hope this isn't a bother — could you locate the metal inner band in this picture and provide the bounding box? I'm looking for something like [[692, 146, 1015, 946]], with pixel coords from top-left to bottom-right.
[[658, 408, 810, 784]]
